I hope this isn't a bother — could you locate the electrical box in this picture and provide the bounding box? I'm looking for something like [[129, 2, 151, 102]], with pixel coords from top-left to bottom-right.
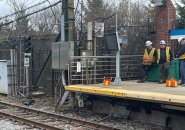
[[105, 32, 120, 51], [52, 41, 74, 70], [0, 60, 9, 94]]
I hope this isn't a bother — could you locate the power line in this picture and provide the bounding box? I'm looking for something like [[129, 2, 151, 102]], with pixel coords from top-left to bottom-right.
[[0, 0, 48, 20], [46, 0, 57, 22], [0, 1, 61, 28]]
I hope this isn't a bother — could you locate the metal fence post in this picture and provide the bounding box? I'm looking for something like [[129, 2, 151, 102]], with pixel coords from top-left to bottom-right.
[[94, 38, 96, 84], [25, 66, 29, 96], [86, 59, 89, 84]]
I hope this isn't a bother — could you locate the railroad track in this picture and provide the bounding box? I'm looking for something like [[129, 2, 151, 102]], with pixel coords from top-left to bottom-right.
[[0, 101, 120, 130]]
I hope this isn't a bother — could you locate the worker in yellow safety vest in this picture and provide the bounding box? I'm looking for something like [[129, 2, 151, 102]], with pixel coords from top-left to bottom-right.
[[176, 37, 185, 85], [137, 41, 157, 83], [157, 40, 173, 84]]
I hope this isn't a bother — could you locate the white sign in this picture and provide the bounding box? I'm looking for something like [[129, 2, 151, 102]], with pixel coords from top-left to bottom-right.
[[24, 53, 31, 56], [87, 22, 93, 40], [77, 62, 81, 72], [95, 22, 104, 37], [24, 58, 29, 67]]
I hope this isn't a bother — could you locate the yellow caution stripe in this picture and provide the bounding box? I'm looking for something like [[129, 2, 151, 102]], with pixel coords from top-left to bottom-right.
[[65, 85, 125, 97]]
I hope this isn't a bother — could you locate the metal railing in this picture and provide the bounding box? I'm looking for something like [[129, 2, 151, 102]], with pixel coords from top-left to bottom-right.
[[68, 55, 142, 85]]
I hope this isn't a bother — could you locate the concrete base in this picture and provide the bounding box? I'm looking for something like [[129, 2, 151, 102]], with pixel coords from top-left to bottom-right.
[[92, 97, 185, 130], [113, 77, 122, 86]]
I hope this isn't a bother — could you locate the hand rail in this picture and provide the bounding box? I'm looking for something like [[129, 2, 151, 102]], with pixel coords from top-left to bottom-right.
[[68, 55, 143, 85]]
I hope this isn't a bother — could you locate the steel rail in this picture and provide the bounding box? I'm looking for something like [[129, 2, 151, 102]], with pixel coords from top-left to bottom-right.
[[0, 101, 120, 130], [0, 111, 62, 130]]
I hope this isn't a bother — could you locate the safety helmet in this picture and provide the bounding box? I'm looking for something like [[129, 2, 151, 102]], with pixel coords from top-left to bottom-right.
[[145, 41, 152, 46], [160, 40, 166, 45]]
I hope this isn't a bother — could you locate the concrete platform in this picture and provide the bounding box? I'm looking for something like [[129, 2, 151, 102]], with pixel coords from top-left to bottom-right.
[[65, 80, 185, 106]]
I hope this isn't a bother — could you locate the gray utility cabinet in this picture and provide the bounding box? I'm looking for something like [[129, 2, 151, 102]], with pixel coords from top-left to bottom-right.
[[0, 60, 9, 94]]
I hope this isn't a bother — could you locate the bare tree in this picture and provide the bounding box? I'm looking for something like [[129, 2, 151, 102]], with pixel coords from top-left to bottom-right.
[[29, 3, 62, 35], [8, 0, 30, 35], [6, 0, 62, 36], [117, 0, 155, 55]]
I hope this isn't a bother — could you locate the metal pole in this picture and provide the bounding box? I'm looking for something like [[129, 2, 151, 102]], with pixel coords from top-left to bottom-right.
[[19, 37, 22, 87], [10, 49, 14, 96], [61, 14, 65, 42], [13, 49, 17, 96], [25, 66, 29, 96], [94, 37, 96, 84], [116, 12, 118, 32], [94, 37, 96, 57], [116, 12, 119, 78], [80, 0, 83, 40], [114, 12, 122, 86], [10, 49, 18, 96], [148, 17, 150, 40], [86, 59, 89, 85]]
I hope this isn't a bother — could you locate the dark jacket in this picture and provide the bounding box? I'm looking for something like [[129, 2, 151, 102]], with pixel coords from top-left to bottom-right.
[[176, 44, 185, 58], [159, 48, 173, 64]]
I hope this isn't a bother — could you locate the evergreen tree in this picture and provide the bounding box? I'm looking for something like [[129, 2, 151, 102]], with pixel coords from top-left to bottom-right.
[[176, 0, 185, 29]]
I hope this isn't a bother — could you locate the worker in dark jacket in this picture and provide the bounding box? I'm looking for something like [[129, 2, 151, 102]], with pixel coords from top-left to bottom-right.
[[137, 41, 157, 83], [176, 37, 185, 85], [157, 40, 173, 84]]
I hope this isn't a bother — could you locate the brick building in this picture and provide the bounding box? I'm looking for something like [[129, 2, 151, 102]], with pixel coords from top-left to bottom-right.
[[155, 0, 176, 48]]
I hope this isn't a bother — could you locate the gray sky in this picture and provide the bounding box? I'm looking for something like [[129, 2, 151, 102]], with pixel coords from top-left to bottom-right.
[[0, 0, 181, 17]]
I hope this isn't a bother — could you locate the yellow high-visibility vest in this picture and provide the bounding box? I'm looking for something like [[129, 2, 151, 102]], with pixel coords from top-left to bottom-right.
[[179, 53, 185, 59], [157, 47, 170, 64], [142, 48, 155, 65]]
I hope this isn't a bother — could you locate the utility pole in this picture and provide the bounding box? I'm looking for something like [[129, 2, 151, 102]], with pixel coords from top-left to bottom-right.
[[148, 17, 150, 40], [81, 0, 83, 38], [62, 0, 74, 41]]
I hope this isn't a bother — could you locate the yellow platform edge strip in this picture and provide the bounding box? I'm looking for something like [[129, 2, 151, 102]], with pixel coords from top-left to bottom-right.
[[65, 85, 185, 105]]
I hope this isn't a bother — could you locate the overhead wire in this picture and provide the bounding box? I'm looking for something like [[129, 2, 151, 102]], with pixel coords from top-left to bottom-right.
[[0, 0, 48, 20], [0, 0, 81, 37], [45, 0, 57, 22], [0, 0, 61, 28]]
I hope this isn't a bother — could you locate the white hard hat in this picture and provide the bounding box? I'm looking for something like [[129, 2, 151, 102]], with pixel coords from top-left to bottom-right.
[[160, 40, 166, 45], [178, 37, 184, 42], [145, 41, 152, 46]]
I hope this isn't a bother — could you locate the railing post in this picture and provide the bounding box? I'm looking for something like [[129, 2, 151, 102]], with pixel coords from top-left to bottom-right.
[[68, 64, 70, 85], [86, 59, 89, 84], [94, 57, 96, 84]]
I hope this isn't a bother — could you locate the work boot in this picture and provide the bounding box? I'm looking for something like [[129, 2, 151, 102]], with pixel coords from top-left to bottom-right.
[[159, 79, 163, 84], [178, 82, 184, 85], [137, 79, 145, 83], [143, 76, 147, 82]]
